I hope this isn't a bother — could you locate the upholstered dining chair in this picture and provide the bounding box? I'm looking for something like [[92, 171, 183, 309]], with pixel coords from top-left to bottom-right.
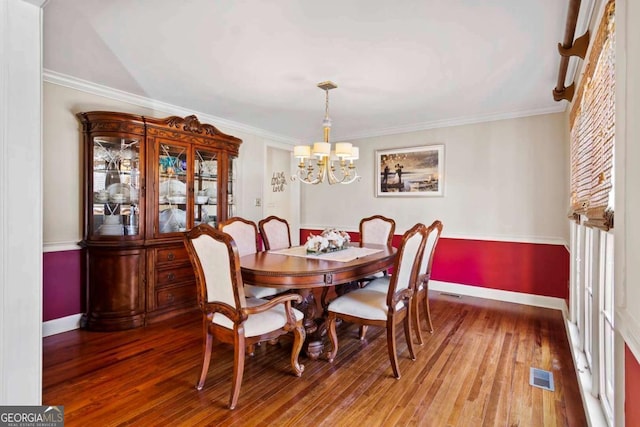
[[358, 215, 396, 287], [219, 217, 284, 299], [184, 224, 305, 410], [258, 215, 292, 251], [411, 220, 443, 344], [359, 214, 396, 247], [325, 223, 428, 379]]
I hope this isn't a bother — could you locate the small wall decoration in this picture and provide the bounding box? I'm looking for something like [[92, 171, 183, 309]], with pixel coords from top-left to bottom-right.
[[271, 171, 287, 192], [376, 145, 444, 197]]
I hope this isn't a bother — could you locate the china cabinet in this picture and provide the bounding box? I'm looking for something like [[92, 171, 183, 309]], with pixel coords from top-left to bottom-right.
[[78, 111, 241, 330]]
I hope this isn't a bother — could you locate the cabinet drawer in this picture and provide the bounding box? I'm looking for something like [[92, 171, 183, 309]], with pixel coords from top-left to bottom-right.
[[154, 246, 190, 264], [156, 265, 195, 287], [156, 284, 196, 309]]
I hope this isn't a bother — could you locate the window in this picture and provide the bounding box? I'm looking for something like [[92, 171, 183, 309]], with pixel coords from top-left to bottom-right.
[[569, 1, 615, 231], [600, 232, 615, 420], [568, 1, 615, 425]]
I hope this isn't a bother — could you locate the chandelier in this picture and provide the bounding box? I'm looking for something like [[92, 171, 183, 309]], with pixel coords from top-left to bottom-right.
[[293, 81, 360, 185]]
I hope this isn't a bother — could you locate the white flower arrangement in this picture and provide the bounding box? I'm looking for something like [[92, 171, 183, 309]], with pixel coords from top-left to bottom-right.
[[305, 228, 351, 254]]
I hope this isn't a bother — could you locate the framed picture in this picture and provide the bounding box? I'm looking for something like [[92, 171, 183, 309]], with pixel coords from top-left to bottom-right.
[[376, 145, 444, 197]]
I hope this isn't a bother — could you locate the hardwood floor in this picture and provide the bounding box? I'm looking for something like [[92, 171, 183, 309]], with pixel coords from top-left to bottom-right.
[[43, 293, 587, 426]]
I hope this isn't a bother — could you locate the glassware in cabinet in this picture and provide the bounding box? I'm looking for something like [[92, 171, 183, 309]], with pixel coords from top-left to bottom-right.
[[92, 136, 142, 237], [194, 149, 218, 227], [157, 143, 188, 234]]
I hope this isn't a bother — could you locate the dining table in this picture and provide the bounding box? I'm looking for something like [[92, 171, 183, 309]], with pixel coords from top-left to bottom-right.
[[240, 243, 397, 359]]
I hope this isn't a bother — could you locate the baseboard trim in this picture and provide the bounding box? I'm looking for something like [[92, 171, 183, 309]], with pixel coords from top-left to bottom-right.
[[38, 283, 563, 336], [43, 314, 82, 337], [429, 280, 566, 310]]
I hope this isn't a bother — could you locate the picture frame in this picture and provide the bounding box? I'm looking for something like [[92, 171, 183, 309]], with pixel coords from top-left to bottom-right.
[[375, 145, 444, 197]]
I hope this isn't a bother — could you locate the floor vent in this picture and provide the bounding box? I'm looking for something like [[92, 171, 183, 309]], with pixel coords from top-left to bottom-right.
[[530, 367, 555, 391], [440, 292, 462, 298]]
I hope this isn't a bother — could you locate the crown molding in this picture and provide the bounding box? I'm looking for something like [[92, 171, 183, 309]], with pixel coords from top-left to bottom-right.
[[25, 0, 48, 7], [43, 69, 299, 145], [45, 70, 570, 145]]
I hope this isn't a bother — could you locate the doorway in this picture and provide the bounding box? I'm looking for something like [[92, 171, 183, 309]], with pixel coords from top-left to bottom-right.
[[263, 144, 300, 245]]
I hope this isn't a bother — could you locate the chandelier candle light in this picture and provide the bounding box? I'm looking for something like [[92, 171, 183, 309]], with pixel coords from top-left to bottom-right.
[[293, 81, 360, 185]]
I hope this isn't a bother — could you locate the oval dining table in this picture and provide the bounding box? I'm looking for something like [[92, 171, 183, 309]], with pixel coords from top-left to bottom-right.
[[240, 243, 397, 359]]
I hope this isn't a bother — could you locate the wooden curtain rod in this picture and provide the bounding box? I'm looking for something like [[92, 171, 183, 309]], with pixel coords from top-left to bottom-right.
[[553, 0, 590, 102]]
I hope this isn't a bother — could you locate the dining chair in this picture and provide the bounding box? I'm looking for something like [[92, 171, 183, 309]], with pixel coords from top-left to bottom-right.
[[411, 220, 443, 344], [361, 220, 443, 344], [219, 217, 284, 299], [357, 215, 396, 287], [359, 214, 396, 247], [184, 224, 305, 410], [325, 223, 428, 379], [258, 215, 292, 251]]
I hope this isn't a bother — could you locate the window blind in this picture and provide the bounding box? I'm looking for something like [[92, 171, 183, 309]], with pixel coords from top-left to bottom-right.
[[569, 0, 615, 230]]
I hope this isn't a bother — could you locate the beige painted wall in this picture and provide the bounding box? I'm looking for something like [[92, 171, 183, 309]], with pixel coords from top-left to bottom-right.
[[301, 113, 570, 244], [44, 82, 570, 247], [43, 82, 272, 247]]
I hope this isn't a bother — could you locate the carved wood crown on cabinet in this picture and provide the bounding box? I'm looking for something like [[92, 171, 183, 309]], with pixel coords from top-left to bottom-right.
[[78, 111, 242, 331]]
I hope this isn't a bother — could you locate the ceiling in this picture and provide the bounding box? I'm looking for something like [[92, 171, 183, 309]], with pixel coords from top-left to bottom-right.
[[43, 0, 591, 143]]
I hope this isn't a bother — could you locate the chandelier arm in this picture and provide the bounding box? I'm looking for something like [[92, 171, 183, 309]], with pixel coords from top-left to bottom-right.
[[340, 173, 361, 185], [327, 161, 340, 185]]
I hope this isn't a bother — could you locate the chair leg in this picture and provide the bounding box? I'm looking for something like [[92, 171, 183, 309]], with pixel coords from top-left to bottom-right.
[[326, 314, 339, 363], [404, 312, 416, 361], [196, 330, 213, 390], [229, 334, 246, 410], [411, 294, 424, 345], [290, 324, 305, 376], [386, 320, 400, 379], [422, 288, 434, 333], [247, 344, 255, 356], [359, 325, 368, 340]]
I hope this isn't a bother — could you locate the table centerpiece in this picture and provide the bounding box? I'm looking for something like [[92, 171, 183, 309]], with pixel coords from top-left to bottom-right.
[[305, 228, 351, 254]]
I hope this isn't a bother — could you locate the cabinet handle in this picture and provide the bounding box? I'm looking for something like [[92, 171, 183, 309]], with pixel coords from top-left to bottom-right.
[[167, 293, 174, 302], [167, 273, 175, 281], [167, 252, 175, 261]]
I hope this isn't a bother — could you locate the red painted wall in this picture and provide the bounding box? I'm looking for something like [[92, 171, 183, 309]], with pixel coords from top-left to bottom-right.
[[626, 345, 640, 426], [43, 250, 83, 321], [431, 238, 569, 298], [301, 228, 569, 299], [42, 230, 569, 322]]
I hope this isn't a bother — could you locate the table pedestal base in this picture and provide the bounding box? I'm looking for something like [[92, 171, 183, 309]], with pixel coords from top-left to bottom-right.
[[295, 289, 326, 359], [296, 285, 358, 360]]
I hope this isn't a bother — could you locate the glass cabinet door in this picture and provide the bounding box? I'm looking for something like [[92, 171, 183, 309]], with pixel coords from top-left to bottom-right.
[[157, 143, 188, 234], [194, 149, 218, 227], [92, 136, 141, 237]]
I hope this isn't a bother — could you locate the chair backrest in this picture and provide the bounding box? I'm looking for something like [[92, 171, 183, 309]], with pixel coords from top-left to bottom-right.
[[359, 215, 396, 247], [218, 217, 259, 256], [386, 223, 428, 300], [259, 216, 292, 251], [184, 224, 244, 308], [418, 220, 443, 279]]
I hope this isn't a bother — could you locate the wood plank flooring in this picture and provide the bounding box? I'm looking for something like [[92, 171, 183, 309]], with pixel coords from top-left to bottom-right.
[[43, 292, 587, 426]]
